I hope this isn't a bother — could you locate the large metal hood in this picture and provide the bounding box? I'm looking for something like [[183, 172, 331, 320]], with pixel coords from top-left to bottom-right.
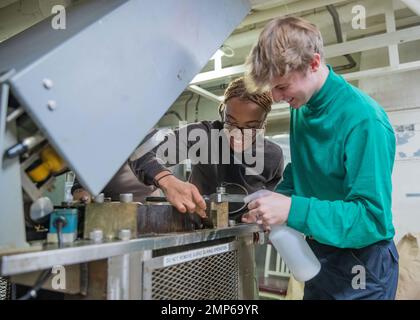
[[0, 0, 250, 195]]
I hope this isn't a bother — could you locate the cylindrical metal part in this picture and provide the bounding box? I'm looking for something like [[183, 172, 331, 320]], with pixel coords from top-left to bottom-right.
[[89, 229, 103, 242], [94, 193, 104, 203], [118, 229, 131, 241], [119, 193, 133, 203]]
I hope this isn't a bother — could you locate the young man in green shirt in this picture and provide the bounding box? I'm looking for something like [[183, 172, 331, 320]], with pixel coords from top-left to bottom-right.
[[242, 17, 399, 299]]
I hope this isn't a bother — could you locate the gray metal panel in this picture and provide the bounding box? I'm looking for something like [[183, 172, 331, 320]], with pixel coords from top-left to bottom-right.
[[1, 0, 250, 195], [0, 82, 29, 252]]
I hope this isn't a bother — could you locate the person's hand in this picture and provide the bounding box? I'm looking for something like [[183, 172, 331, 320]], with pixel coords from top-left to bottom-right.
[[156, 173, 207, 218], [72, 188, 91, 203], [241, 190, 291, 227]]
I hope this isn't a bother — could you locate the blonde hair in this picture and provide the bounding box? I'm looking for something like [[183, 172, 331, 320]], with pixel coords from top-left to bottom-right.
[[245, 16, 324, 92], [218, 77, 272, 118]]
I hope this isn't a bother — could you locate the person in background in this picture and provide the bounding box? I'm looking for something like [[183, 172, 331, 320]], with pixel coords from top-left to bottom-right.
[[129, 77, 284, 221]]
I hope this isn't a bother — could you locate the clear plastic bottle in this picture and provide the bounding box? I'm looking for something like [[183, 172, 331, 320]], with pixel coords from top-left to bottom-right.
[[269, 224, 321, 282], [244, 190, 321, 282]]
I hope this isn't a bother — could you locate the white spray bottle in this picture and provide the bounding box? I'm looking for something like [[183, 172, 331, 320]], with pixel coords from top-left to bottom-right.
[[244, 190, 321, 282]]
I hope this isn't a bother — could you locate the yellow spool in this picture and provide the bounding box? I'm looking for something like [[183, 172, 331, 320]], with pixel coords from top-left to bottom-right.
[[40, 146, 66, 174], [27, 163, 50, 182]]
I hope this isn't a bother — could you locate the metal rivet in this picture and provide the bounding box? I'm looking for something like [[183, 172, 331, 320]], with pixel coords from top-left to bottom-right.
[[177, 68, 185, 81], [47, 100, 57, 111], [43, 78, 53, 89]]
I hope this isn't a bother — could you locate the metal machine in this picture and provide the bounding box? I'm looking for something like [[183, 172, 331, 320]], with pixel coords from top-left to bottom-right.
[[0, 0, 262, 300]]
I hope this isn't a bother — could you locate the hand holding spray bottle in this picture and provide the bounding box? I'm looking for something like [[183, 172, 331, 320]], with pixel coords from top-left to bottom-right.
[[244, 190, 321, 282]]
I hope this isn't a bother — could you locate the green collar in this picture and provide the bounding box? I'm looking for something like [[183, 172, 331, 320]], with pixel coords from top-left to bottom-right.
[[306, 65, 339, 111]]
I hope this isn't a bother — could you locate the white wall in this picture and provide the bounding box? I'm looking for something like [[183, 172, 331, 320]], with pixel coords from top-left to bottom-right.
[[358, 41, 420, 243], [388, 109, 420, 243]]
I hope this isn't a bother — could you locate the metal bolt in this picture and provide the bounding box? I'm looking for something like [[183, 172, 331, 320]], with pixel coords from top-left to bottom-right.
[[119, 193, 133, 203], [216, 186, 226, 194], [118, 229, 131, 241], [89, 229, 103, 242], [94, 193, 104, 203], [47, 100, 57, 111], [43, 78, 54, 89], [106, 233, 114, 241]]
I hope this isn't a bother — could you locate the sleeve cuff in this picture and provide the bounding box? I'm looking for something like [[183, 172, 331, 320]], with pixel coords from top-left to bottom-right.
[[286, 195, 310, 234], [143, 163, 168, 186]]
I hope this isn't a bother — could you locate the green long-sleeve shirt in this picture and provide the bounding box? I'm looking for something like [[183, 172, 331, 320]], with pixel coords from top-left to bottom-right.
[[276, 65, 396, 249]]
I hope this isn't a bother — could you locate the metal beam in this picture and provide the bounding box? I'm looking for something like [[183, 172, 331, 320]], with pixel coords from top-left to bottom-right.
[[191, 25, 420, 86], [342, 60, 420, 81], [187, 85, 223, 103], [325, 25, 420, 58], [191, 58, 420, 86], [239, 0, 348, 28], [345, 15, 420, 39], [190, 64, 246, 86], [226, 0, 406, 50]]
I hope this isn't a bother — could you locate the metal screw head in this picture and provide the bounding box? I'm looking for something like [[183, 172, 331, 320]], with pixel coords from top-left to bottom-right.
[[177, 68, 185, 80], [119, 193, 133, 203], [216, 186, 226, 194], [47, 100, 57, 111], [43, 78, 54, 89], [94, 193, 104, 203]]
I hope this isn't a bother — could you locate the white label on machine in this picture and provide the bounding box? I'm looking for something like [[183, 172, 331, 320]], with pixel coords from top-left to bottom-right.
[[163, 243, 230, 267]]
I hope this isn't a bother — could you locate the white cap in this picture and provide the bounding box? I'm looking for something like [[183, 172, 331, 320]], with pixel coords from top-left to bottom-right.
[[118, 229, 131, 241], [89, 229, 103, 242], [94, 193, 105, 203]]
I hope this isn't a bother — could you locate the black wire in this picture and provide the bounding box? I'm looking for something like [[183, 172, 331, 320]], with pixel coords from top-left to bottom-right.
[[17, 269, 52, 300], [163, 110, 183, 122], [16, 218, 65, 300], [326, 5, 357, 71]]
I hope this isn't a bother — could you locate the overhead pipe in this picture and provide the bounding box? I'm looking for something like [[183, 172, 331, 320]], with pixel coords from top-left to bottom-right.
[[326, 4, 357, 72]]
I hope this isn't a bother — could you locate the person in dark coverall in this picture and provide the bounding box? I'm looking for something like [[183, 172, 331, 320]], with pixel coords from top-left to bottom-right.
[[129, 77, 284, 221]]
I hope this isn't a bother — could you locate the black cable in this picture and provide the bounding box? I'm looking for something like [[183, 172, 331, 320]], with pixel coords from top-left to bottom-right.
[[194, 95, 201, 122], [326, 5, 357, 72], [16, 217, 66, 300], [163, 110, 183, 122]]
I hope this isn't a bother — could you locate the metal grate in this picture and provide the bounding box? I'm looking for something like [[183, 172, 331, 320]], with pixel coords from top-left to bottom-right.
[[150, 250, 239, 300], [0, 277, 11, 300]]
